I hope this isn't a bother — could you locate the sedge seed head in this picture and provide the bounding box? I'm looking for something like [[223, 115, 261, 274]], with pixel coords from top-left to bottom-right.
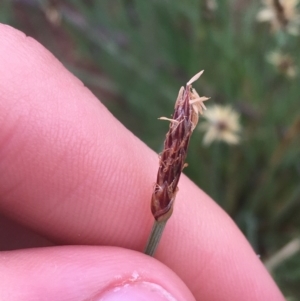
[[151, 71, 209, 221]]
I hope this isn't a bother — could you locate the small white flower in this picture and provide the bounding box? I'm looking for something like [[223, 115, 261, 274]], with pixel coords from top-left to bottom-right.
[[267, 51, 297, 78], [205, 0, 218, 11], [198, 105, 241, 146], [257, 0, 300, 35]]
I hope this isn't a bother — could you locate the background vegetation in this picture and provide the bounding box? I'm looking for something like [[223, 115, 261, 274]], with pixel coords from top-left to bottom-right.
[[1, 0, 300, 299]]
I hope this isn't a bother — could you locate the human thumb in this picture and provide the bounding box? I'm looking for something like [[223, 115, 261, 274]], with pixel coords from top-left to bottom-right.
[[0, 246, 195, 301]]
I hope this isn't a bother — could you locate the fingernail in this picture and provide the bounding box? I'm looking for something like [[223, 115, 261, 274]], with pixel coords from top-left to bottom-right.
[[98, 281, 178, 301]]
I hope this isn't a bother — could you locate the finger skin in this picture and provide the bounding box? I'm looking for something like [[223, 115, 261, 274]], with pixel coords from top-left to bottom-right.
[[0, 246, 195, 301], [0, 24, 285, 301], [0, 214, 53, 250]]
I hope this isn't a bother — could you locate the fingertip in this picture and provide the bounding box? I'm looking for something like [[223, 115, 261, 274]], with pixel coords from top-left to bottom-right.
[[0, 23, 85, 100], [98, 281, 180, 301], [1, 246, 195, 301], [1, 23, 26, 45]]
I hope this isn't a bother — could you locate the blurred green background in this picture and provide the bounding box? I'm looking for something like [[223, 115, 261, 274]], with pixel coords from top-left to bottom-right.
[[1, 0, 300, 299]]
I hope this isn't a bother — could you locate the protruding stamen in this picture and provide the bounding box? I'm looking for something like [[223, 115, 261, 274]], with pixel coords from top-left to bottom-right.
[[187, 70, 204, 86], [158, 117, 179, 124], [190, 97, 209, 105]]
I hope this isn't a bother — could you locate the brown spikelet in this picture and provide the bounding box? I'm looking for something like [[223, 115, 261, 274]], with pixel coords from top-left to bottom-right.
[[144, 71, 209, 256], [151, 71, 208, 221]]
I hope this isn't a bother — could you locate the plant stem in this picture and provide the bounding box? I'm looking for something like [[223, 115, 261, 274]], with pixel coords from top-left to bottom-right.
[[144, 220, 167, 256]]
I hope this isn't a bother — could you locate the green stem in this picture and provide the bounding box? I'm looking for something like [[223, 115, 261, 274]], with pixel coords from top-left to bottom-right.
[[144, 220, 167, 256]]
